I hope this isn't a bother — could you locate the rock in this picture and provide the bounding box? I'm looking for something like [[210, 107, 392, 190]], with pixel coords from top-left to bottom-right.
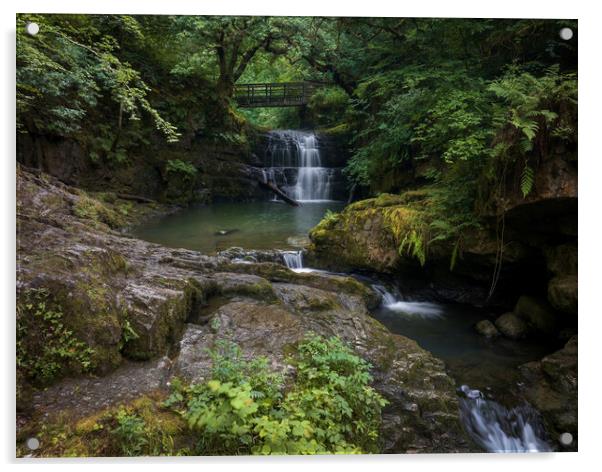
[[214, 229, 239, 236], [545, 244, 577, 276], [16, 168, 473, 454], [519, 336, 577, 450], [514, 295, 558, 336], [494, 313, 528, 339], [548, 275, 578, 315], [305, 192, 532, 307], [175, 294, 473, 453], [474, 320, 500, 338]]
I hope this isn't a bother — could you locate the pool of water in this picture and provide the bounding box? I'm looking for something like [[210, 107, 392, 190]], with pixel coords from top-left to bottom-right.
[[133, 201, 344, 254], [371, 295, 559, 400]]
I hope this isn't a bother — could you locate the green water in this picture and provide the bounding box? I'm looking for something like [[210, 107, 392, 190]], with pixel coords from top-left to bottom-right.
[[133, 201, 344, 254]]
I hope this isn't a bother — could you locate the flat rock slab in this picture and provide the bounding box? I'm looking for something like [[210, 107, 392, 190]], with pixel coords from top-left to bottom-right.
[[30, 357, 173, 420]]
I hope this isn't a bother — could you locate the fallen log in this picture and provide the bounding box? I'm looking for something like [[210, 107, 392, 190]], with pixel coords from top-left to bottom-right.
[[257, 178, 300, 207]]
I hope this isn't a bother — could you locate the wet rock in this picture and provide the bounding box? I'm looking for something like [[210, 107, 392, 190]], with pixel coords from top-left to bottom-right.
[[17, 168, 472, 453], [214, 229, 239, 236], [548, 275, 578, 315], [30, 357, 173, 420], [495, 313, 528, 339], [519, 336, 578, 450], [514, 295, 558, 336], [305, 192, 532, 307], [174, 295, 473, 453], [545, 243, 578, 276], [474, 320, 500, 338], [217, 246, 289, 264]]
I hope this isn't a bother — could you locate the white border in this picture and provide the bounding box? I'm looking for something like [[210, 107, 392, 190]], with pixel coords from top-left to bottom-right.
[[2, 1, 600, 470]]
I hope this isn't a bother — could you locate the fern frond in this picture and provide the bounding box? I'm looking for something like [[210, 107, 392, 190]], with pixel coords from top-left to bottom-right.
[[520, 164, 535, 198]]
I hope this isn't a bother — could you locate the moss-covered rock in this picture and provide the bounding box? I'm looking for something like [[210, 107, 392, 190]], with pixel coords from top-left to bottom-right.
[[514, 295, 558, 336], [545, 243, 577, 276], [474, 319, 500, 338], [548, 275, 578, 315], [17, 392, 193, 458], [495, 312, 528, 339], [519, 336, 578, 451]]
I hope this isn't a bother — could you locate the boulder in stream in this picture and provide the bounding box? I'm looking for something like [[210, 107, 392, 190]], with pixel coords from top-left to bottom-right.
[[495, 312, 528, 339], [475, 319, 500, 338]]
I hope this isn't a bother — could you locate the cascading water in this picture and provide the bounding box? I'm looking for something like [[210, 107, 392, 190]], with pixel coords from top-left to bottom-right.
[[372, 283, 445, 319], [458, 385, 551, 453], [282, 250, 303, 270], [264, 130, 335, 202]]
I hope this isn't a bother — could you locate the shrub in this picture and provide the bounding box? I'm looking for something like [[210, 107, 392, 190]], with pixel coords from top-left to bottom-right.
[[163, 159, 198, 204], [17, 289, 95, 385], [111, 408, 148, 456], [165, 335, 387, 455]]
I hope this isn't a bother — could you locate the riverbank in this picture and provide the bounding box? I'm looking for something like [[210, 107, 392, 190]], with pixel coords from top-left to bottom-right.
[[17, 167, 476, 455]]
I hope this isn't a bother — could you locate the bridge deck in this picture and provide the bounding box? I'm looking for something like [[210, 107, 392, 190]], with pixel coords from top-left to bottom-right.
[[234, 82, 321, 108]]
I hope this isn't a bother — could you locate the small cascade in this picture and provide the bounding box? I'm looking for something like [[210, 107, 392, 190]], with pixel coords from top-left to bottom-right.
[[372, 283, 444, 318], [282, 250, 303, 270], [372, 284, 399, 305], [263, 130, 335, 202], [458, 385, 551, 453]]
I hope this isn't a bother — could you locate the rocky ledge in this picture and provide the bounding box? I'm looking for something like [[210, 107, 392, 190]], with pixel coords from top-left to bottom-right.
[[16, 168, 473, 453]]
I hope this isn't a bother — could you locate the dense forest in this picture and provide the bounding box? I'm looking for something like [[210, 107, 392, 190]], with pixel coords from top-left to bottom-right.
[[16, 14, 577, 456]]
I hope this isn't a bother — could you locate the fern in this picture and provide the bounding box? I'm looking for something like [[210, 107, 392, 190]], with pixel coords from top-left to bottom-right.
[[450, 239, 460, 271], [520, 164, 535, 198], [398, 230, 426, 266]]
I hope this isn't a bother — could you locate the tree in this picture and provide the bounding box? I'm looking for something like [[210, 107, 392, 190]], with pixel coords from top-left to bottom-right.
[[172, 16, 291, 100]]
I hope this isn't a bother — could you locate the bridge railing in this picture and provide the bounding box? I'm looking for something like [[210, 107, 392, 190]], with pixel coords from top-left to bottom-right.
[[234, 82, 323, 108]]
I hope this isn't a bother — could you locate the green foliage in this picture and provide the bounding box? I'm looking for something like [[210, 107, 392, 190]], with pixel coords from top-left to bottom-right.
[[399, 230, 426, 267], [72, 194, 126, 228], [119, 319, 139, 351], [321, 209, 340, 226], [307, 86, 351, 128], [165, 335, 386, 455], [165, 159, 197, 177], [163, 159, 198, 204], [520, 164, 535, 198], [111, 408, 148, 456], [17, 288, 94, 385], [16, 14, 179, 145]]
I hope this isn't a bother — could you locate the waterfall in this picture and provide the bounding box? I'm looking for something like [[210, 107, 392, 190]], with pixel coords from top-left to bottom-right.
[[264, 130, 334, 202], [372, 284, 399, 305], [372, 284, 444, 319], [282, 250, 303, 269], [458, 385, 551, 453]]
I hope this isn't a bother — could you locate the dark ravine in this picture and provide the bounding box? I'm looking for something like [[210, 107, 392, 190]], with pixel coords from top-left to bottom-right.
[[16, 167, 475, 454]]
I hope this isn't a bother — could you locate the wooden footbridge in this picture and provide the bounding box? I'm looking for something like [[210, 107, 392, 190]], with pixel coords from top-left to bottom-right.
[[234, 81, 325, 108]]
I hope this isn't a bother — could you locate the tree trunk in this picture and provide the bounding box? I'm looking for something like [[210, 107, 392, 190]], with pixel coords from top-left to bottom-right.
[[257, 179, 301, 207]]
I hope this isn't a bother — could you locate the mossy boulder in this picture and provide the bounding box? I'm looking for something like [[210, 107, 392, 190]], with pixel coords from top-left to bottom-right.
[[547, 275, 578, 315], [474, 319, 500, 338], [307, 194, 423, 273], [545, 243, 577, 276], [519, 336, 578, 450], [514, 295, 558, 336], [495, 312, 528, 339], [306, 193, 529, 307]]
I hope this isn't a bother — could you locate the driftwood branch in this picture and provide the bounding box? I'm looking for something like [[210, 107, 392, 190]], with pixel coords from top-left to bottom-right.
[[257, 178, 300, 207]]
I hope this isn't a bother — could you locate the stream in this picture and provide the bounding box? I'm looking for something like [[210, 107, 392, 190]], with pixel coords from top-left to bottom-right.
[[133, 129, 557, 453]]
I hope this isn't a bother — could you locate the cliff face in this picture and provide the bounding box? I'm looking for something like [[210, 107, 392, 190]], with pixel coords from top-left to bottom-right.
[[17, 134, 269, 205], [16, 167, 473, 454]]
